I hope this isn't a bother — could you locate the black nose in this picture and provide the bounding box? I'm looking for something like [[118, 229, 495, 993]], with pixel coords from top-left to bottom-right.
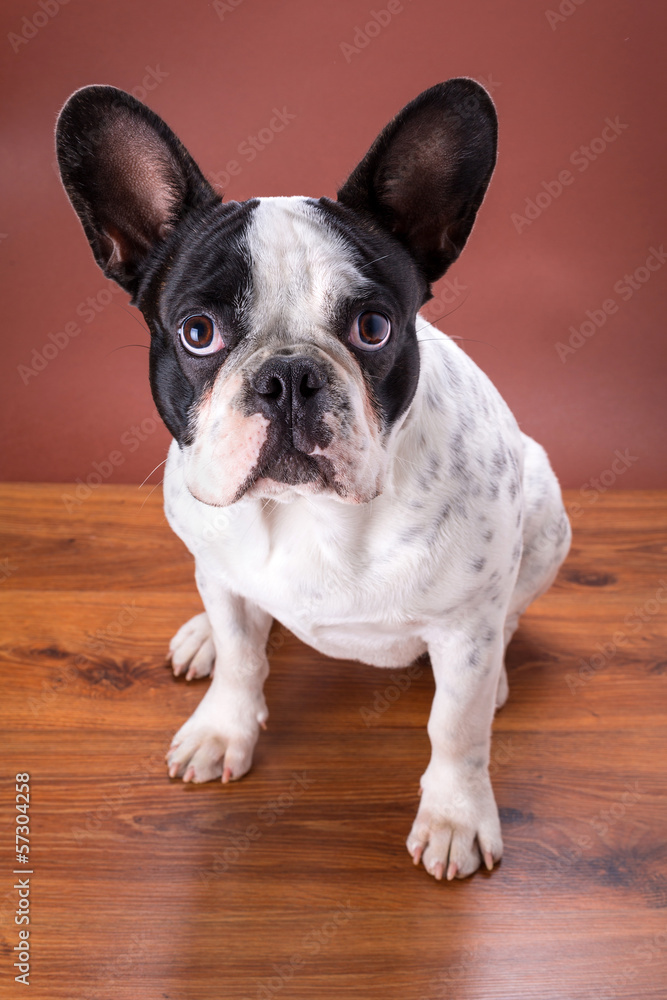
[[252, 355, 327, 417]]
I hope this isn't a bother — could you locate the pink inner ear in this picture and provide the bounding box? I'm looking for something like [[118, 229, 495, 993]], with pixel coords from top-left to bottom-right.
[[100, 115, 182, 259]]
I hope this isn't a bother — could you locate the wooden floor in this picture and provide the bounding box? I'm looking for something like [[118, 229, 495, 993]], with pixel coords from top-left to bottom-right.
[[1, 485, 666, 999]]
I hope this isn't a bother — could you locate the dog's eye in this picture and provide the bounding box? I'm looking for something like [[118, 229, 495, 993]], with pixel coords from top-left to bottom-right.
[[179, 315, 224, 355], [349, 312, 391, 351]]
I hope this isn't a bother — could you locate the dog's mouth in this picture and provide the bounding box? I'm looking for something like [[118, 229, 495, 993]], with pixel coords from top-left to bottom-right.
[[258, 447, 322, 485], [243, 444, 337, 500]]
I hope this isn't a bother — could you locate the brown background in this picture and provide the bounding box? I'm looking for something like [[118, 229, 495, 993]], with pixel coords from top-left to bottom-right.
[[1, 0, 665, 490]]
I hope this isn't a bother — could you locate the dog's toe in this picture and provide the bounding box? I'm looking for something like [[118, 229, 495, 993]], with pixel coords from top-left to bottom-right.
[[407, 776, 503, 881], [166, 718, 256, 784], [168, 613, 215, 678]]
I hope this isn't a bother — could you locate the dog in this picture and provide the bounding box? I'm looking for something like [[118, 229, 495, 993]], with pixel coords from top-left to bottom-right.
[[56, 78, 571, 881]]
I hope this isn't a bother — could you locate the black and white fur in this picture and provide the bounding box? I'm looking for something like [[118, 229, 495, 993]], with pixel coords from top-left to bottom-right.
[[56, 80, 570, 881]]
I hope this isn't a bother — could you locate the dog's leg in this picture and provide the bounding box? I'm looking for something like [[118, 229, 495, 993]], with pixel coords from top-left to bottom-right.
[[407, 619, 505, 880], [497, 436, 571, 711], [166, 572, 273, 784], [493, 609, 521, 710], [509, 435, 571, 622]]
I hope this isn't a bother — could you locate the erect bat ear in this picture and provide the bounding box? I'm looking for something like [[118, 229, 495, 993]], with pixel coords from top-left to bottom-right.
[[337, 78, 497, 285], [56, 85, 218, 299]]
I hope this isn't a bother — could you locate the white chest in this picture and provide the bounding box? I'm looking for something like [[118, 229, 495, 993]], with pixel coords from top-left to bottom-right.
[[164, 454, 440, 664]]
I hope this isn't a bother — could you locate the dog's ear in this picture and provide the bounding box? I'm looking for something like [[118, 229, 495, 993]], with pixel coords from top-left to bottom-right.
[[56, 85, 218, 299], [337, 79, 497, 285]]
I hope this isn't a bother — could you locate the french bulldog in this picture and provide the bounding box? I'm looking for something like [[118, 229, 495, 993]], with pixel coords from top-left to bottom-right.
[[56, 79, 571, 881]]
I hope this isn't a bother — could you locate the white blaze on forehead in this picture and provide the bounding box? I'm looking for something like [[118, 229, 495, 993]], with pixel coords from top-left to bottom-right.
[[245, 197, 366, 341]]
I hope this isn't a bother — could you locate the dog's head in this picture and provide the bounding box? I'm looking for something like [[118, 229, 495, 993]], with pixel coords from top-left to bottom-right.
[[56, 80, 496, 506]]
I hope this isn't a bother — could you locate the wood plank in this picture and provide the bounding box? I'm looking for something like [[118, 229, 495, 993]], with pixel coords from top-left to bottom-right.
[[1, 485, 666, 998]]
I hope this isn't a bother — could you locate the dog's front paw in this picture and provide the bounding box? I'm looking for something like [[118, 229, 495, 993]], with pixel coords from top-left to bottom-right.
[[166, 708, 261, 784], [406, 766, 503, 881], [168, 612, 215, 680]]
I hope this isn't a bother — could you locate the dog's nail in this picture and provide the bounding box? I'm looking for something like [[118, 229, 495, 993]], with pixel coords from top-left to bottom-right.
[[222, 766, 233, 784], [434, 862, 444, 881], [412, 845, 423, 866], [446, 861, 458, 881], [483, 851, 494, 871], [168, 763, 179, 778], [183, 766, 195, 783]]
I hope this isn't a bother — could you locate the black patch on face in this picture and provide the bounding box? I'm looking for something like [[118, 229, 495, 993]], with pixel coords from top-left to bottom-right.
[[309, 198, 426, 430], [137, 199, 259, 443]]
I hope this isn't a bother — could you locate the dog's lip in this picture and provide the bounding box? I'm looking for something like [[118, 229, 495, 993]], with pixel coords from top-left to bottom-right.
[[255, 446, 326, 486]]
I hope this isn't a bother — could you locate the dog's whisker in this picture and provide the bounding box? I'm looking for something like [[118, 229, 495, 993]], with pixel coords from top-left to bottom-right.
[[105, 344, 150, 357], [139, 478, 164, 510], [138, 458, 168, 490], [418, 336, 500, 353], [119, 304, 151, 334], [357, 252, 398, 270], [416, 295, 470, 332]]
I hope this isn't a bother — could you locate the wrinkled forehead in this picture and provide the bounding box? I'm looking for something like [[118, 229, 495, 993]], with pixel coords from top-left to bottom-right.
[[246, 197, 370, 336]]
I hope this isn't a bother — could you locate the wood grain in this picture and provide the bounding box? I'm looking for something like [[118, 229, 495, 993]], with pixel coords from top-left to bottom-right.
[[1, 484, 666, 999]]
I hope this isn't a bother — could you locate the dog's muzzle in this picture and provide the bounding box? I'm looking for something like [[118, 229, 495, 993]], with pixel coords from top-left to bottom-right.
[[250, 354, 332, 456]]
